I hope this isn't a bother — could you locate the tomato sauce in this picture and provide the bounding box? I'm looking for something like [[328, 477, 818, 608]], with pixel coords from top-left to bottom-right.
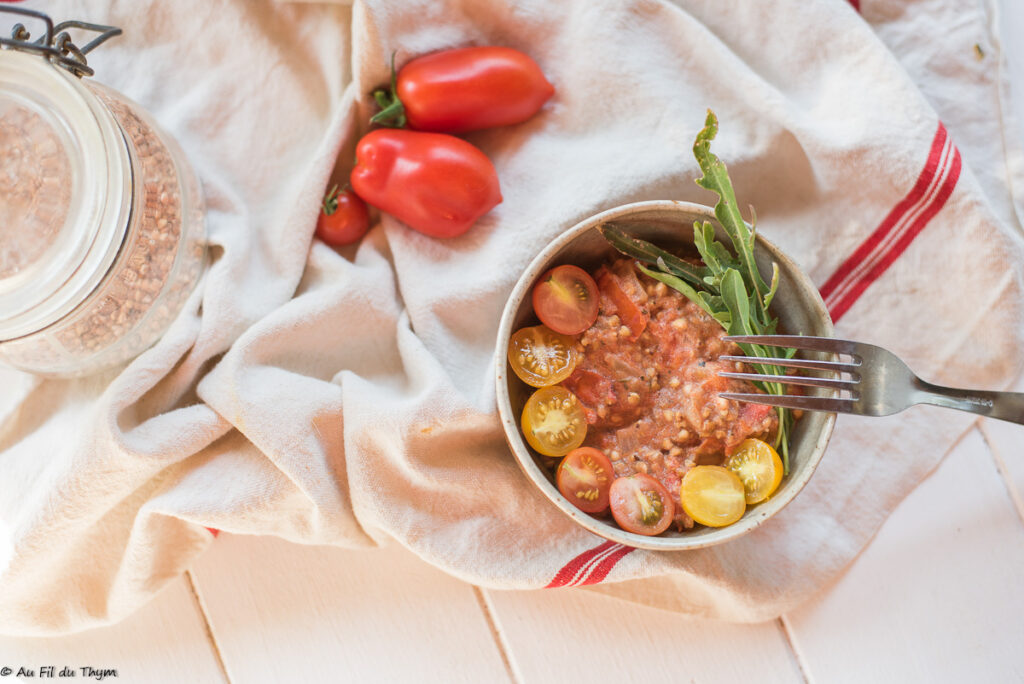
[[563, 259, 778, 529]]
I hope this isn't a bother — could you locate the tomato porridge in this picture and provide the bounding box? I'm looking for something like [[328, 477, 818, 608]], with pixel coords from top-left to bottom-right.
[[562, 258, 777, 529]]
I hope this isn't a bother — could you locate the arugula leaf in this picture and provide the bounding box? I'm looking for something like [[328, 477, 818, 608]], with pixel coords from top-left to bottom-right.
[[600, 110, 796, 473], [720, 269, 752, 337], [693, 220, 736, 281], [764, 263, 781, 309], [693, 111, 769, 301], [599, 224, 708, 289], [636, 264, 714, 317]]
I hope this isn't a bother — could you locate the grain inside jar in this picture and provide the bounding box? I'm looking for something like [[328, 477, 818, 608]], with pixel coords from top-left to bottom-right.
[[67, 87, 202, 366]]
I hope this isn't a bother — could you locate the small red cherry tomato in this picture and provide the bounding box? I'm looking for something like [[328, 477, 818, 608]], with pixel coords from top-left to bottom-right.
[[350, 129, 502, 239], [609, 474, 674, 536], [372, 47, 554, 133], [557, 447, 614, 514], [315, 185, 370, 246], [531, 265, 600, 335]]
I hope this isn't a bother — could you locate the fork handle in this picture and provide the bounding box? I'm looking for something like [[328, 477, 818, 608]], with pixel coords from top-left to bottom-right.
[[915, 381, 1024, 425]]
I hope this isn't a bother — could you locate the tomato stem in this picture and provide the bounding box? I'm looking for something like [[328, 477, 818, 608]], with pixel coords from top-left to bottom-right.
[[322, 184, 339, 215], [369, 51, 407, 128]]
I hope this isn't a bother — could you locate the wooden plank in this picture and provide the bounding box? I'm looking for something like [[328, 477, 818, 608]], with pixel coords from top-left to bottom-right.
[[188, 534, 511, 684], [483, 586, 803, 683], [783, 428, 1024, 684], [0, 577, 225, 683]]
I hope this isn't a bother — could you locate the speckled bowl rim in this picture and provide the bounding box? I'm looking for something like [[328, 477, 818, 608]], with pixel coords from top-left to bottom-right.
[[494, 200, 836, 551]]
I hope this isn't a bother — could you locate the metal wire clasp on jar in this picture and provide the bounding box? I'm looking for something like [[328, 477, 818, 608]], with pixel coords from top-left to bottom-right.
[[0, 8, 206, 376]]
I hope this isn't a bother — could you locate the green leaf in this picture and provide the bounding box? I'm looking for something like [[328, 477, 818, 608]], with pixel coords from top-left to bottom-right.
[[764, 263, 780, 309], [636, 264, 720, 320], [692, 221, 737, 278], [699, 292, 725, 312], [699, 292, 731, 328], [600, 224, 709, 289], [693, 111, 769, 299], [720, 269, 752, 337]]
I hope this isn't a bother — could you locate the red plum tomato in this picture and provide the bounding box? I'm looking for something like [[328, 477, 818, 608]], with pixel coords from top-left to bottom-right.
[[350, 129, 501, 239], [374, 46, 554, 133]]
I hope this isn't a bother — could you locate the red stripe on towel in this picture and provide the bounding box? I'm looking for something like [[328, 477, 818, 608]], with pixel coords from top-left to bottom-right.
[[820, 122, 960, 322], [828, 146, 961, 321], [819, 123, 946, 302], [546, 540, 618, 588], [576, 544, 636, 585], [547, 541, 636, 588]]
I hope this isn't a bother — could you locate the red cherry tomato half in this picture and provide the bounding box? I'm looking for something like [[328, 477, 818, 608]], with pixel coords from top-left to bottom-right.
[[609, 474, 675, 536], [315, 185, 370, 247], [557, 447, 614, 514], [596, 268, 647, 341], [350, 129, 502, 239], [532, 265, 600, 335], [562, 368, 614, 417], [373, 47, 554, 133]]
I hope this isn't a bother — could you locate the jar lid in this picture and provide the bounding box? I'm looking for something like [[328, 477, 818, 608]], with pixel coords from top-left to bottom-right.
[[0, 49, 131, 339]]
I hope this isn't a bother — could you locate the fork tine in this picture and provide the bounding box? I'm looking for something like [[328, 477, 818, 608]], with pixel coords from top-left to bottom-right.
[[718, 392, 855, 413], [725, 335, 860, 355], [717, 371, 859, 392], [719, 355, 861, 375]]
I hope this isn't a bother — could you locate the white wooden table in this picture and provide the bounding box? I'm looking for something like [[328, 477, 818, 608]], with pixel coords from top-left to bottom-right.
[[3, 5, 1024, 683]]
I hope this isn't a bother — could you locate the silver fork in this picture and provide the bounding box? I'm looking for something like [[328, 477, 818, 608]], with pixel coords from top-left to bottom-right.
[[716, 335, 1024, 425]]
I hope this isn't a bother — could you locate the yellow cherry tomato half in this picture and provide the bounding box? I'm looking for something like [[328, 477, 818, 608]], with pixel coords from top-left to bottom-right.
[[508, 325, 580, 388], [521, 386, 587, 457], [725, 438, 784, 505], [680, 465, 746, 528]]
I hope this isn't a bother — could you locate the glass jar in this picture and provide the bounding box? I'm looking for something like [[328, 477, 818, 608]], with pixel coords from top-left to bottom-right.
[[0, 8, 206, 377]]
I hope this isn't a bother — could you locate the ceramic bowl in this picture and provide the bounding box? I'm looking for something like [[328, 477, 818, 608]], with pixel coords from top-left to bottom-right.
[[494, 200, 836, 550]]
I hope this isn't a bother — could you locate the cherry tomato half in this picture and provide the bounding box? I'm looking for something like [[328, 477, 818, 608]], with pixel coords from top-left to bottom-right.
[[520, 386, 587, 457], [531, 265, 600, 335], [315, 185, 370, 247], [596, 268, 647, 341], [508, 325, 579, 388], [609, 474, 674, 536], [372, 46, 555, 133], [680, 466, 746, 528], [562, 368, 614, 416], [350, 129, 501, 239], [557, 447, 614, 514], [725, 438, 783, 504]]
